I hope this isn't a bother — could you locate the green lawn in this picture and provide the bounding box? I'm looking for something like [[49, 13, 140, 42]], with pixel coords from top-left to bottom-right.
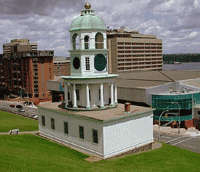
[[0, 110, 38, 132], [0, 134, 200, 172]]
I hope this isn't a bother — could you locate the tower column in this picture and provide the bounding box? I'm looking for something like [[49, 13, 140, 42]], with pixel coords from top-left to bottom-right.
[[86, 84, 91, 110], [64, 83, 68, 108], [73, 84, 78, 108], [114, 82, 118, 105], [110, 82, 114, 107], [100, 83, 105, 109]]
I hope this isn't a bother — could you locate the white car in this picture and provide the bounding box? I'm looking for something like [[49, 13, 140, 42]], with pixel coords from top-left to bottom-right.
[[18, 109, 25, 112], [29, 114, 38, 119]]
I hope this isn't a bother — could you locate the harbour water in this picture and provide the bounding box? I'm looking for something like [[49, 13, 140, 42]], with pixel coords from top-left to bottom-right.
[[163, 62, 200, 71]]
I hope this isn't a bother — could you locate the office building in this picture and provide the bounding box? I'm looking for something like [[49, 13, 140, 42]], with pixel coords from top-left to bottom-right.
[[53, 56, 71, 76], [107, 26, 163, 73]]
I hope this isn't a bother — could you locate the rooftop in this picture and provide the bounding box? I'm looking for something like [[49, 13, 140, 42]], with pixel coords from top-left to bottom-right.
[[117, 70, 200, 89], [38, 102, 153, 121]]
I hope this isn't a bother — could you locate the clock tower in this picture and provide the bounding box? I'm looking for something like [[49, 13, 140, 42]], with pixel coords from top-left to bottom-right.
[[62, 3, 118, 110]]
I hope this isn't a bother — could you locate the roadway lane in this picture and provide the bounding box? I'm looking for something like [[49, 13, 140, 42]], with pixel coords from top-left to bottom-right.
[[154, 131, 200, 154]]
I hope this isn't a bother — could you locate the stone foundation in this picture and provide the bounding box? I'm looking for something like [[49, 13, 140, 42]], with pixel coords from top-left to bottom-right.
[[108, 142, 153, 159]]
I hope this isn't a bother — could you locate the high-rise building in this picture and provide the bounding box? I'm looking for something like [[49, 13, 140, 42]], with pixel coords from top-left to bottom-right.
[[53, 56, 71, 76], [107, 26, 163, 73], [0, 39, 54, 101]]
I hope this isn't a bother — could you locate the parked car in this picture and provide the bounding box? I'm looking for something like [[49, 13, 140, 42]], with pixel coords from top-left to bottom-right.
[[29, 114, 38, 119], [23, 101, 35, 106], [16, 105, 23, 109], [18, 109, 25, 112], [9, 104, 15, 108]]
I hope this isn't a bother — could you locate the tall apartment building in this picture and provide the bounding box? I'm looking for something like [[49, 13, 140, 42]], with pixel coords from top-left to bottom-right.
[[107, 26, 163, 73], [0, 39, 54, 101], [53, 56, 71, 76]]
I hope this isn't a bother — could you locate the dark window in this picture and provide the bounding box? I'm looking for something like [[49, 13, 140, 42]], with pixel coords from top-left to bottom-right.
[[89, 90, 91, 101], [99, 89, 101, 100], [93, 129, 98, 144], [42, 116, 45, 126], [64, 122, 68, 134], [51, 118, 55, 130], [84, 36, 89, 49], [79, 126, 84, 139], [76, 89, 79, 100]]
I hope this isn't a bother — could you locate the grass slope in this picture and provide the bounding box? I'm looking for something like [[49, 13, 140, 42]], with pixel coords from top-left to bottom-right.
[[0, 110, 38, 132], [0, 134, 200, 172]]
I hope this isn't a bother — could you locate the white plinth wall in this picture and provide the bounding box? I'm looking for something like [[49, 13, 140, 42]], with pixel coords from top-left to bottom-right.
[[38, 107, 154, 158]]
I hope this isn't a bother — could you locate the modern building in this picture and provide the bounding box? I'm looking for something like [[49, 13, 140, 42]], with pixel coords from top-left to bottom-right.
[[39, 3, 154, 159], [0, 39, 54, 102], [107, 26, 163, 73], [53, 56, 71, 76], [47, 70, 200, 129]]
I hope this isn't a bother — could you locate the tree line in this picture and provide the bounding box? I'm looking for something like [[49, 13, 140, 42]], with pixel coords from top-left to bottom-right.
[[163, 54, 200, 64]]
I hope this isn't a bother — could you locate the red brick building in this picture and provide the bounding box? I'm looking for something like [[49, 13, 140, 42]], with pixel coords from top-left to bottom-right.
[[0, 39, 54, 103], [53, 57, 71, 76]]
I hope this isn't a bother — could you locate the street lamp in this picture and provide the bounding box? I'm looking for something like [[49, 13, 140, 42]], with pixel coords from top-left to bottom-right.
[[172, 102, 181, 134], [158, 110, 169, 141]]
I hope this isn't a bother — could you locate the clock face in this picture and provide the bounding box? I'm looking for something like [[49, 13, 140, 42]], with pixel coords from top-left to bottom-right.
[[94, 54, 107, 71], [73, 57, 80, 69]]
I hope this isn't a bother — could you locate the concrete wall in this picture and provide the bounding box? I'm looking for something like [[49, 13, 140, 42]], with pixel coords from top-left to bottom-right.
[[118, 87, 146, 103], [103, 112, 154, 158], [38, 107, 104, 157]]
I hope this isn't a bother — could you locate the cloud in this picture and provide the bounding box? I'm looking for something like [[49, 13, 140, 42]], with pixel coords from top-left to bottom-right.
[[0, 0, 199, 55], [0, 0, 84, 16]]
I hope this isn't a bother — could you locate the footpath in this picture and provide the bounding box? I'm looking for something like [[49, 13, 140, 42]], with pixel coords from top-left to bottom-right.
[[153, 124, 200, 137], [0, 131, 39, 135]]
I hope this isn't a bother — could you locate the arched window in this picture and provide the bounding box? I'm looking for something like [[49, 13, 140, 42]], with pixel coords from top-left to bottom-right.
[[84, 35, 89, 49], [72, 33, 79, 50], [95, 32, 104, 49]]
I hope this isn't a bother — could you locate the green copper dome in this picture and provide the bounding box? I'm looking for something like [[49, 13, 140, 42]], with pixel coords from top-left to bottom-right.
[[69, 6, 107, 31]]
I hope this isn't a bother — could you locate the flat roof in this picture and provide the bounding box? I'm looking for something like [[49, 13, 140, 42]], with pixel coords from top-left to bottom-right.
[[117, 70, 200, 89], [47, 71, 200, 90], [38, 102, 153, 121]]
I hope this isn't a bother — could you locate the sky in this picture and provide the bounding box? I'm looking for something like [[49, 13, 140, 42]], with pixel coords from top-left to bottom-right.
[[0, 0, 200, 57]]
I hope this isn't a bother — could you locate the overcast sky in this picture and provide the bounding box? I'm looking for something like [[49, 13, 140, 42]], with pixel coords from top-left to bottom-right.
[[0, 0, 200, 57]]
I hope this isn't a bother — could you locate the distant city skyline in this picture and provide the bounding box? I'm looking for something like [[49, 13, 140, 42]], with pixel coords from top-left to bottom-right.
[[0, 0, 199, 56]]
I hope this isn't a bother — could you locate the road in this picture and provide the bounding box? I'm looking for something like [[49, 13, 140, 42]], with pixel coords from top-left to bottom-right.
[[154, 131, 200, 154], [0, 100, 38, 119]]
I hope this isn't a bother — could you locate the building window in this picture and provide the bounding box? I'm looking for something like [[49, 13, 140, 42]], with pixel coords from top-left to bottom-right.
[[42, 116, 45, 126], [99, 89, 100, 100], [79, 126, 84, 139], [92, 129, 98, 144], [95, 32, 104, 49], [89, 90, 91, 101], [84, 36, 89, 49], [51, 118, 55, 130], [72, 33, 79, 50], [64, 122, 68, 134], [85, 57, 90, 70], [76, 89, 79, 100]]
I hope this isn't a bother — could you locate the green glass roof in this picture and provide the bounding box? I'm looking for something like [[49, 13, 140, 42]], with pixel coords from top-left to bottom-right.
[[69, 9, 107, 31]]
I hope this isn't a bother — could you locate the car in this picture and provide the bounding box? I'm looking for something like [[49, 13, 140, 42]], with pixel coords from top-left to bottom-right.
[[16, 105, 23, 109], [23, 101, 35, 106], [29, 114, 38, 119], [9, 104, 15, 108], [18, 109, 25, 112]]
